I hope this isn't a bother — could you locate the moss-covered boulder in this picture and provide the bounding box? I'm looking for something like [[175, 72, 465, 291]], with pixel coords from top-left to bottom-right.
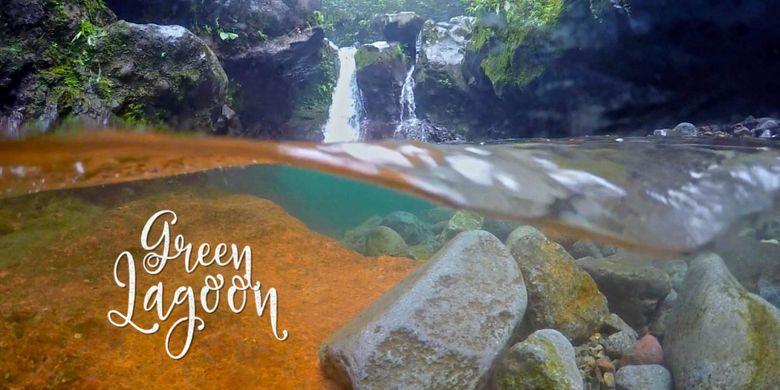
[[494, 329, 583, 390], [664, 252, 780, 389], [365, 226, 409, 257], [0, 0, 117, 137], [95, 21, 229, 132], [506, 226, 609, 342], [354, 42, 407, 139]]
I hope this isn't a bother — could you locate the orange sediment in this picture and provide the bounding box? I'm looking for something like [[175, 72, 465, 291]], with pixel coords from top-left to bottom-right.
[[0, 191, 418, 388]]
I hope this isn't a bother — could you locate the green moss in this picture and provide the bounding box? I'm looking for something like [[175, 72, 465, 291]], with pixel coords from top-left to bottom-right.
[[468, 0, 564, 92], [496, 338, 568, 389], [743, 293, 780, 387], [355, 44, 405, 70]]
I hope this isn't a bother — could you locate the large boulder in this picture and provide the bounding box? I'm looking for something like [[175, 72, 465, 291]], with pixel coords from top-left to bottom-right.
[[103, 0, 317, 55], [577, 254, 672, 330], [415, 17, 485, 137], [494, 329, 583, 390], [96, 21, 230, 132], [664, 252, 780, 389], [320, 230, 527, 389], [222, 27, 337, 140], [506, 226, 609, 342], [355, 42, 408, 139]]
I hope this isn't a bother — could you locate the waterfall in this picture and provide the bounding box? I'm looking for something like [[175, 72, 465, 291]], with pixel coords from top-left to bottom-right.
[[395, 32, 425, 140], [323, 47, 363, 143]]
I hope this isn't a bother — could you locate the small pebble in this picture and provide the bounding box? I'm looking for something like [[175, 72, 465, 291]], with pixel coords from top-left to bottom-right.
[[603, 371, 616, 387]]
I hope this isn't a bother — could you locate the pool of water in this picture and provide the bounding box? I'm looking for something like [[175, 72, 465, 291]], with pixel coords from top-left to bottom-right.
[[0, 132, 778, 389]]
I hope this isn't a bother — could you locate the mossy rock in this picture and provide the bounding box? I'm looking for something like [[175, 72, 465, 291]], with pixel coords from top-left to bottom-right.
[[495, 329, 583, 390], [506, 226, 609, 342], [365, 226, 409, 257], [355, 43, 406, 71]]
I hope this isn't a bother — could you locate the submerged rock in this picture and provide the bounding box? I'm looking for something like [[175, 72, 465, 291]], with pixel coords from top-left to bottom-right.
[[320, 230, 527, 389], [578, 255, 672, 330], [506, 226, 609, 342], [494, 329, 583, 390], [664, 252, 780, 389], [622, 334, 664, 366], [441, 210, 484, 240], [615, 365, 672, 390], [381, 211, 434, 246], [365, 226, 408, 257], [343, 216, 383, 254]]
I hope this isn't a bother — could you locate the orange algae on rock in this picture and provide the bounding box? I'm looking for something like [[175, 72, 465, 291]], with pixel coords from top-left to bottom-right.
[[0, 191, 417, 388]]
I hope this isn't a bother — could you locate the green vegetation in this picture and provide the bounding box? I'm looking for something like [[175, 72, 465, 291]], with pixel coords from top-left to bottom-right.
[[355, 44, 405, 70], [467, 0, 564, 92], [320, 0, 465, 45]]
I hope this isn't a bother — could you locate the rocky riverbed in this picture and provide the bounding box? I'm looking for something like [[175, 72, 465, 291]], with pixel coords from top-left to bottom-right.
[[328, 206, 780, 389]]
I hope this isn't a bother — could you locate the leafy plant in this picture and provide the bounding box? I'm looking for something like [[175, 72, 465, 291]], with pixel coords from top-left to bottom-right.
[[219, 31, 239, 41]]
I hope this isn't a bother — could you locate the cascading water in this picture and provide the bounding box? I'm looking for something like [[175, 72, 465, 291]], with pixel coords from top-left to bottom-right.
[[395, 32, 426, 140], [323, 46, 364, 143]]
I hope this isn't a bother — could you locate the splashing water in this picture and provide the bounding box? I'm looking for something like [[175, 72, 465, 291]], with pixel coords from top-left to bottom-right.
[[2, 132, 779, 254], [323, 47, 364, 143], [395, 32, 425, 141]]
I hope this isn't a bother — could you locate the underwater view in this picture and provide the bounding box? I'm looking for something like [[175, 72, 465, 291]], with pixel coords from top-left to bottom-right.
[[2, 0, 780, 389]]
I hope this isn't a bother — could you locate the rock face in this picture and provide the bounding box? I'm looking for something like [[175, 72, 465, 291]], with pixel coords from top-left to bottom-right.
[[615, 365, 672, 390], [222, 28, 337, 139], [664, 252, 780, 389], [494, 329, 583, 390], [97, 22, 230, 132], [578, 255, 672, 329], [320, 230, 527, 389], [355, 42, 407, 139], [104, 0, 316, 55], [415, 17, 484, 137], [462, 0, 780, 138], [506, 226, 609, 342]]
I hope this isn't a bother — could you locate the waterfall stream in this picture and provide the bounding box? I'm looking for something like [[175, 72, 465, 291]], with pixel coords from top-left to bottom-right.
[[395, 32, 425, 140], [323, 47, 363, 143]]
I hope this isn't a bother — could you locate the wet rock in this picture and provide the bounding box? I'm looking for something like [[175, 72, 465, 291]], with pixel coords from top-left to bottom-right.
[[664, 252, 780, 389], [342, 216, 382, 254], [355, 42, 407, 139], [615, 365, 672, 390], [320, 231, 527, 389], [420, 207, 456, 224], [602, 329, 638, 360], [671, 122, 698, 136], [365, 226, 408, 257], [415, 17, 481, 136], [714, 235, 780, 293], [578, 255, 671, 329], [507, 226, 609, 342], [223, 28, 335, 140], [104, 0, 314, 54], [441, 210, 484, 240], [381, 211, 434, 246], [655, 260, 687, 291], [377, 12, 426, 58], [600, 313, 635, 335], [494, 329, 583, 390], [622, 334, 663, 366], [649, 289, 678, 337], [482, 219, 520, 243], [570, 239, 616, 259], [97, 21, 230, 133]]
